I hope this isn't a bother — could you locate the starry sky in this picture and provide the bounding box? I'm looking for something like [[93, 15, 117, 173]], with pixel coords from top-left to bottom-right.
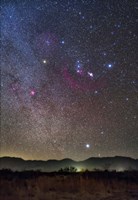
[[1, 0, 138, 161]]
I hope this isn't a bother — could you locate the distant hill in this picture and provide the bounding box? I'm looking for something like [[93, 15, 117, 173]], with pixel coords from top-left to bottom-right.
[[0, 156, 138, 172]]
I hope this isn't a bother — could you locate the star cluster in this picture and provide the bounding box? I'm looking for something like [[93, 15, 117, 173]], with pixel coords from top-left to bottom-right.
[[1, 0, 138, 160]]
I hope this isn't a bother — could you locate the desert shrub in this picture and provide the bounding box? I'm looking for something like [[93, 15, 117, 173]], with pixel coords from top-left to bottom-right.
[[58, 166, 77, 173]]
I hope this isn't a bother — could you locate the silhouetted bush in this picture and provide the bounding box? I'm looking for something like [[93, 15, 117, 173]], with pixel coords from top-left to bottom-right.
[[58, 166, 77, 173]]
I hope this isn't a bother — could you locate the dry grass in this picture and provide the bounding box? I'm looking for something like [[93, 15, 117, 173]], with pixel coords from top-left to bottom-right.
[[0, 170, 138, 200]]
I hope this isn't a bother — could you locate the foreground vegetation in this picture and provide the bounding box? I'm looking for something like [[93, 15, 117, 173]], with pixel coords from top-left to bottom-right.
[[0, 169, 138, 200]]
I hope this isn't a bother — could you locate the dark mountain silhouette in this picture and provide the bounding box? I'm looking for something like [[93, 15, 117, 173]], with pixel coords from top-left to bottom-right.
[[0, 156, 137, 172]]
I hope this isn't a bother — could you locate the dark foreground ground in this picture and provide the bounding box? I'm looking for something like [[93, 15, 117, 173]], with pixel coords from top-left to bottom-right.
[[0, 170, 138, 200]]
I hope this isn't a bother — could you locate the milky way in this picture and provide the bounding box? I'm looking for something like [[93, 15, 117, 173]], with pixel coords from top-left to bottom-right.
[[1, 0, 138, 160]]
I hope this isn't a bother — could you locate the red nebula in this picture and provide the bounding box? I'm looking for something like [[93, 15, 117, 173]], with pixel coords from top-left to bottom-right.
[[63, 67, 107, 92]]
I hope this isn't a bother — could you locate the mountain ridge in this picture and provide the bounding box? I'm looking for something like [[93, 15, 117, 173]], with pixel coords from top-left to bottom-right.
[[0, 156, 138, 172], [1, 155, 137, 162]]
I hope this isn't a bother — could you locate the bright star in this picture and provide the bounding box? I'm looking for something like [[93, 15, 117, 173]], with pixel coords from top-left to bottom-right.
[[77, 64, 81, 68], [88, 72, 93, 77], [108, 64, 112, 68], [76, 60, 83, 69], [86, 144, 90, 148], [30, 90, 35, 96], [43, 60, 47, 64], [76, 69, 83, 75]]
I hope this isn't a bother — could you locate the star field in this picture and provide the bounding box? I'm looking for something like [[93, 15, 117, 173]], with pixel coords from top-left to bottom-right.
[[1, 0, 138, 160]]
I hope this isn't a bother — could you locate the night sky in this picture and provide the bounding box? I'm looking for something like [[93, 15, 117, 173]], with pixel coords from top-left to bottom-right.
[[1, 0, 138, 161]]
